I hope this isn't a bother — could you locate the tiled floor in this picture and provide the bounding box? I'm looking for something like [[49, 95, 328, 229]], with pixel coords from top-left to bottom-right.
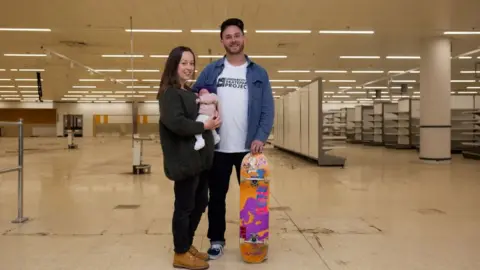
[[1, 137, 479, 269]]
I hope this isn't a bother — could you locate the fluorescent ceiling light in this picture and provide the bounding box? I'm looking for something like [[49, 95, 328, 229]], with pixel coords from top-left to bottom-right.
[[457, 91, 478, 94], [79, 79, 105, 82], [278, 70, 310, 73], [332, 95, 350, 98], [319, 30, 374, 34], [127, 85, 151, 89], [460, 71, 480, 74], [0, 79, 11, 81], [255, 30, 311, 34], [93, 69, 122, 72], [190, 29, 248, 33], [0, 90, 17, 93], [249, 55, 287, 59], [20, 91, 37, 93], [138, 91, 157, 94], [388, 70, 420, 74], [92, 91, 113, 94], [17, 85, 37, 88], [125, 29, 182, 33], [351, 70, 384, 73], [73, 85, 96, 88], [340, 56, 380, 59], [102, 54, 144, 58], [315, 70, 347, 73], [346, 91, 369, 94], [191, 29, 220, 33], [4, 53, 46, 57], [16, 69, 45, 72], [116, 91, 136, 94], [329, 79, 356, 82], [444, 31, 480, 35], [391, 80, 416, 83], [386, 56, 420, 59], [15, 78, 42, 81], [142, 79, 161, 82], [116, 79, 138, 82], [126, 69, 159, 72], [458, 56, 472, 59], [466, 86, 480, 89], [69, 91, 89, 94], [270, 79, 295, 82], [198, 54, 286, 59], [198, 55, 224, 58], [0, 28, 51, 32], [271, 86, 285, 89], [451, 80, 476, 83], [298, 80, 312, 82], [150, 55, 169, 58]]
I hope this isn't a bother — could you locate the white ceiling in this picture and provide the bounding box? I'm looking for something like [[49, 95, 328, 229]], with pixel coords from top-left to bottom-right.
[[1, 0, 480, 103]]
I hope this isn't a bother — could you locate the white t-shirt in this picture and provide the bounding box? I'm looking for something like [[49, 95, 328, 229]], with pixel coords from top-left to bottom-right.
[[215, 59, 249, 153]]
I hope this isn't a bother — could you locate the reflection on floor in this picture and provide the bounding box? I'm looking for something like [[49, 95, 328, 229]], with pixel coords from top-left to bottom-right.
[[0, 137, 479, 269]]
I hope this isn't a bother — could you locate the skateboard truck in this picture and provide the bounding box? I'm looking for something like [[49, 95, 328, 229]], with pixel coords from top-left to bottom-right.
[[242, 233, 266, 244]]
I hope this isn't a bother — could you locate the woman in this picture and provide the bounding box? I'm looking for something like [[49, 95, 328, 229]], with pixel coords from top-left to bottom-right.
[[158, 46, 221, 270]]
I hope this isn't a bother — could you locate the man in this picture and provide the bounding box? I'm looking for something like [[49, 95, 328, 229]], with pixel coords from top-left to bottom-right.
[[191, 18, 275, 260]]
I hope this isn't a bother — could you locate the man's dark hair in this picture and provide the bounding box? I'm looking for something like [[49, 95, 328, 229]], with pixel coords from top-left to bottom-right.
[[220, 18, 244, 38]]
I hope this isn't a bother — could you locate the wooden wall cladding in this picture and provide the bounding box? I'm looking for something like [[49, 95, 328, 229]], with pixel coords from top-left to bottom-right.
[[0, 108, 56, 124]]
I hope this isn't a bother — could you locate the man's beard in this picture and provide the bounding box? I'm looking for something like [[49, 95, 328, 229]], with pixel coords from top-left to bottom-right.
[[224, 42, 244, 55]]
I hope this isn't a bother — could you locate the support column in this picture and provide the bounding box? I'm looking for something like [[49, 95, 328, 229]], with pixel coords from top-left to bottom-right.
[[419, 37, 451, 163]]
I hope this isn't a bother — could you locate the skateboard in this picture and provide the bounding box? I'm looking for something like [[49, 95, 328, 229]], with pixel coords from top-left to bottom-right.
[[239, 152, 270, 263]]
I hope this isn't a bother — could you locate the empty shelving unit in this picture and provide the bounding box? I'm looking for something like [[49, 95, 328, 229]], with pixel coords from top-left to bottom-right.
[[371, 102, 384, 146], [345, 107, 355, 142], [449, 95, 479, 153], [369, 101, 398, 146], [349, 105, 372, 144], [361, 105, 375, 145], [272, 77, 346, 167], [462, 108, 480, 160], [385, 98, 419, 149], [452, 108, 479, 153]]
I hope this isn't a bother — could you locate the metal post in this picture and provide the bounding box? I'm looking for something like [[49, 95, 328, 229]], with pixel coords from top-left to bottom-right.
[[12, 119, 28, 223]]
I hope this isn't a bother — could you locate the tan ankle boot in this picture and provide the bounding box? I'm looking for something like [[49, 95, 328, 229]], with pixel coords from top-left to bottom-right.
[[189, 245, 209, 261], [173, 252, 209, 270]]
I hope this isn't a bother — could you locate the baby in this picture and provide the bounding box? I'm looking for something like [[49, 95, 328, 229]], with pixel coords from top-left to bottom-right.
[[194, 88, 221, 150]]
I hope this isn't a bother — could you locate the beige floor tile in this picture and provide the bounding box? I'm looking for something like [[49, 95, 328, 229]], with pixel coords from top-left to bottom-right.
[[1, 137, 480, 269]]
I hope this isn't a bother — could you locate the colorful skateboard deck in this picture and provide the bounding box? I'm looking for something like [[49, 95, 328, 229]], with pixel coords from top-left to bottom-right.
[[239, 152, 270, 263]]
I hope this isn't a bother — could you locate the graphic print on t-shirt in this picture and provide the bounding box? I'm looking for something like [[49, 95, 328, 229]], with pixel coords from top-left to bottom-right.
[[217, 77, 247, 90], [215, 60, 249, 153]]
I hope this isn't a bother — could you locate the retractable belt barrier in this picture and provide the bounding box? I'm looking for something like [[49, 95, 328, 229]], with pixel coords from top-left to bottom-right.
[[0, 119, 30, 223]]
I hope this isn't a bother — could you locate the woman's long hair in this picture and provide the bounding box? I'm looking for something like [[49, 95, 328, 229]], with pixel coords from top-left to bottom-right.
[[156, 46, 196, 99]]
